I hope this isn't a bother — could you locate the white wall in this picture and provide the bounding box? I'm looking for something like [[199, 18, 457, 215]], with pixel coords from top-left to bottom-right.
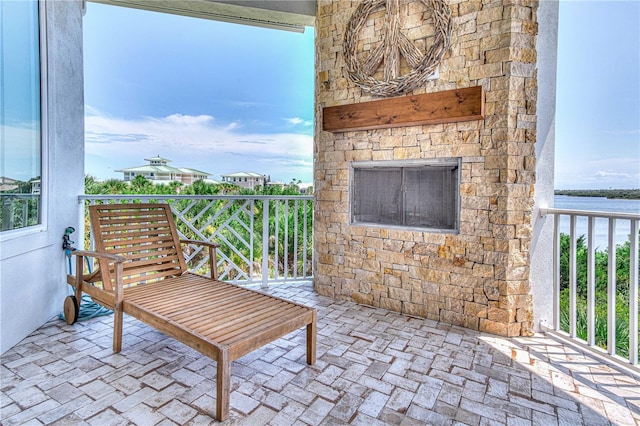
[[531, 0, 559, 332], [0, 0, 85, 354]]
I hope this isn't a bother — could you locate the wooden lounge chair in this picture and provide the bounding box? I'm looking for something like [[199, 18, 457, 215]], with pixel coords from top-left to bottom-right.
[[65, 203, 317, 421]]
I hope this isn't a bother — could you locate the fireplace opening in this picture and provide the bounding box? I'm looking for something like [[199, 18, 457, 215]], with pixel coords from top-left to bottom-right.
[[350, 158, 460, 232]]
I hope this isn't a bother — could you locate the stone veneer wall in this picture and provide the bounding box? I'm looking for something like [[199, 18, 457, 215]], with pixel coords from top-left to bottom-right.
[[314, 0, 539, 336]]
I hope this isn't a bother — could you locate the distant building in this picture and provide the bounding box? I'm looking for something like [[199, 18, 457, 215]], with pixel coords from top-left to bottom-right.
[[221, 172, 268, 189], [0, 177, 42, 194], [266, 180, 286, 189], [30, 179, 40, 194], [298, 183, 313, 194], [116, 156, 217, 184], [0, 177, 19, 192]]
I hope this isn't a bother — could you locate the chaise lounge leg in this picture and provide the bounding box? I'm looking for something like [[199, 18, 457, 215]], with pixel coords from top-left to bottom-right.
[[216, 348, 230, 421], [113, 262, 124, 353], [307, 311, 317, 365], [113, 305, 123, 353], [74, 255, 84, 309]]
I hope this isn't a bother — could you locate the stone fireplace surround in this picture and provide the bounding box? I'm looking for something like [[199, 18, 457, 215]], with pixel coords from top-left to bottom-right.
[[313, 0, 538, 337]]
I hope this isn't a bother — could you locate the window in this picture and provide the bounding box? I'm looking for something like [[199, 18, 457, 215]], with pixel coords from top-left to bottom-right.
[[0, 0, 43, 232], [350, 159, 460, 232]]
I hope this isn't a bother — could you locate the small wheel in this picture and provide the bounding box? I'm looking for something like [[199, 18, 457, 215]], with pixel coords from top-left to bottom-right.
[[63, 295, 79, 325]]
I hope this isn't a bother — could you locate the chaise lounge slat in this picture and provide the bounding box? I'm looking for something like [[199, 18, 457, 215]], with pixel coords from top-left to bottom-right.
[[65, 203, 316, 421]]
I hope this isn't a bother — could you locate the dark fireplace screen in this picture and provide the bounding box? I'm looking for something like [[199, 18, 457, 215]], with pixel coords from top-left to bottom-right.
[[350, 159, 460, 232]]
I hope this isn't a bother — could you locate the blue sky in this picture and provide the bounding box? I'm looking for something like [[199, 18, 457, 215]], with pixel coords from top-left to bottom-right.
[[84, 1, 639, 189], [555, 0, 639, 189], [83, 3, 315, 183]]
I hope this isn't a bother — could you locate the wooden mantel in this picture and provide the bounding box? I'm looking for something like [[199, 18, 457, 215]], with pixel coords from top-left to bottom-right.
[[322, 86, 484, 133]]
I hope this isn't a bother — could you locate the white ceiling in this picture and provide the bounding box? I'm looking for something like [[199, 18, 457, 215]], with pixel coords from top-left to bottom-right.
[[90, 0, 316, 32]]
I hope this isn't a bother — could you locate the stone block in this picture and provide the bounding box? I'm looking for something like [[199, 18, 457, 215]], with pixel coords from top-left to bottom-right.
[[372, 149, 394, 160], [507, 321, 522, 337], [352, 292, 374, 305], [484, 251, 507, 266], [441, 284, 473, 301], [516, 306, 533, 323], [472, 263, 494, 278], [493, 224, 516, 239], [401, 301, 426, 318], [384, 273, 402, 288], [345, 150, 373, 161], [389, 287, 411, 302], [505, 266, 528, 280], [450, 273, 484, 289], [479, 318, 508, 336], [355, 269, 382, 284], [410, 290, 425, 304], [422, 281, 440, 295], [394, 146, 421, 159], [377, 250, 406, 265], [380, 296, 402, 312], [440, 310, 466, 327], [452, 143, 482, 156], [469, 63, 504, 80], [507, 62, 536, 78], [446, 297, 465, 313], [477, 6, 504, 25], [379, 135, 404, 149], [487, 307, 515, 323], [465, 301, 488, 318], [499, 294, 530, 309], [318, 190, 342, 202], [464, 315, 480, 330], [362, 258, 380, 272]]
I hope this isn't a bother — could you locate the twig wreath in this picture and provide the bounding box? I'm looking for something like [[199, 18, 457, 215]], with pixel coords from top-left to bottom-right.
[[344, 0, 453, 97]]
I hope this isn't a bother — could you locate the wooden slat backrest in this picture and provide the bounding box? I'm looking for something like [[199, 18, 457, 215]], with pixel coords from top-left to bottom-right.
[[89, 203, 188, 291]]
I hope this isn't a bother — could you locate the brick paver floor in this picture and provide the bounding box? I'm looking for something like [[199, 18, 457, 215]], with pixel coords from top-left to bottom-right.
[[2, 282, 639, 425]]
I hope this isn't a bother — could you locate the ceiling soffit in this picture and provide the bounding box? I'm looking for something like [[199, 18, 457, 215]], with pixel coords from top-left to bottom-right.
[[89, 0, 316, 32]]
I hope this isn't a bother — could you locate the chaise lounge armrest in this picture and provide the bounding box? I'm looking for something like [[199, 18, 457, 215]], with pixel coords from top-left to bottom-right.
[[70, 249, 126, 264], [180, 239, 220, 249], [179, 239, 220, 280]]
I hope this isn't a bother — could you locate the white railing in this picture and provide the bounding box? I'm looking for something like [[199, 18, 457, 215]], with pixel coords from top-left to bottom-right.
[[78, 195, 313, 287], [1, 193, 40, 231], [540, 207, 639, 369]]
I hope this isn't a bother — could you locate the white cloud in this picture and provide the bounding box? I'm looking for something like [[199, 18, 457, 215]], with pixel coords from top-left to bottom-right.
[[84, 112, 313, 182], [285, 117, 312, 127], [555, 156, 640, 189], [598, 129, 640, 136], [594, 170, 633, 179], [161, 114, 214, 125]]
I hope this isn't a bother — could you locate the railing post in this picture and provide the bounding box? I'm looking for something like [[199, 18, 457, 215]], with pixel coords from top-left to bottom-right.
[[284, 201, 289, 280], [293, 199, 299, 279], [2, 197, 14, 231], [553, 213, 561, 331], [262, 199, 269, 289], [78, 198, 86, 251], [587, 216, 596, 346], [275, 201, 280, 281], [607, 218, 616, 356], [303, 199, 308, 278], [569, 215, 577, 338], [629, 219, 638, 365]]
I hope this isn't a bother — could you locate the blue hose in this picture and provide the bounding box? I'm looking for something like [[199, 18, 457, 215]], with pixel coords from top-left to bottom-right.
[[59, 294, 112, 322], [60, 252, 112, 322]]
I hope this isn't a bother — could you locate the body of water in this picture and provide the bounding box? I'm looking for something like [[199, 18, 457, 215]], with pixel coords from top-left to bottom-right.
[[553, 195, 640, 250]]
